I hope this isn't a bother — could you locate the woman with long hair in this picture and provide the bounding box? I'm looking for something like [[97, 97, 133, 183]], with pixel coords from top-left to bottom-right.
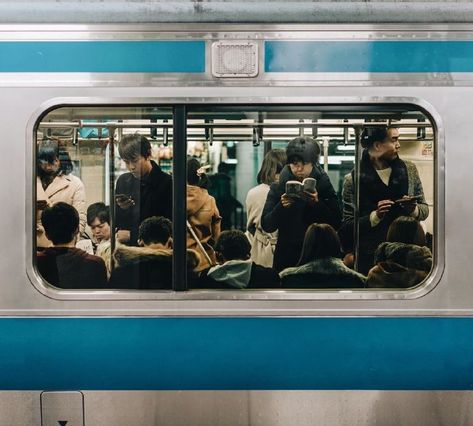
[[280, 223, 366, 288], [245, 149, 286, 268]]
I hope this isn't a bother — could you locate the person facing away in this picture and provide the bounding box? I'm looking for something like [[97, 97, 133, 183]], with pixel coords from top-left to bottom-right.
[[280, 223, 366, 289], [37, 139, 86, 248], [366, 216, 432, 289], [110, 216, 199, 290], [115, 134, 172, 246], [196, 230, 281, 289], [246, 149, 286, 268], [86, 202, 112, 276], [186, 158, 221, 271], [261, 137, 342, 272], [36, 202, 107, 289], [340, 126, 429, 275]]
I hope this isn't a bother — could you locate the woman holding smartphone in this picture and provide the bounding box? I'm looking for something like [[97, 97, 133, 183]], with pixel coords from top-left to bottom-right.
[[341, 126, 429, 274]]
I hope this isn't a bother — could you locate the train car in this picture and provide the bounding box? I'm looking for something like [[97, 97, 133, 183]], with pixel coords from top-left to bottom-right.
[[1, 1, 473, 425]]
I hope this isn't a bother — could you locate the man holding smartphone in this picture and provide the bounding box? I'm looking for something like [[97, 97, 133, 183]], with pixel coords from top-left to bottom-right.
[[115, 134, 172, 246]]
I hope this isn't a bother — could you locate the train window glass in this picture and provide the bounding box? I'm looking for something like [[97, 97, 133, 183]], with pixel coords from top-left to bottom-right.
[[35, 106, 175, 290], [186, 106, 434, 291]]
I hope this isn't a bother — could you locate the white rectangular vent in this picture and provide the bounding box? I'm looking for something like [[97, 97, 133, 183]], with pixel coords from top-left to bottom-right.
[[211, 41, 259, 78]]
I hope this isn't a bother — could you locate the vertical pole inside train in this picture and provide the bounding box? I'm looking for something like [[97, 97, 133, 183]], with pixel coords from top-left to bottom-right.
[[108, 128, 116, 271], [353, 125, 362, 272]]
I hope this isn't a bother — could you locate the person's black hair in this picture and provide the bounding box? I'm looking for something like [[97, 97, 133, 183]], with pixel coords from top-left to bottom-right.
[[286, 137, 321, 165], [86, 202, 110, 226], [138, 216, 172, 246], [37, 139, 73, 175], [118, 134, 152, 161], [215, 230, 251, 261], [361, 125, 398, 149], [41, 202, 79, 245], [387, 216, 426, 246], [297, 223, 342, 266], [186, 157, 209, 188], [257, 149, 286, 185]]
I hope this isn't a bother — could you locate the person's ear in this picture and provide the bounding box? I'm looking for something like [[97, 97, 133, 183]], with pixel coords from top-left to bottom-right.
[[166, 237, 173, 249], [137, 239, 144, 247]]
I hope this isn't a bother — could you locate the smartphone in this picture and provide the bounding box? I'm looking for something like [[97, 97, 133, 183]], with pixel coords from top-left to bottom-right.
[[394, 195, 422, 204]]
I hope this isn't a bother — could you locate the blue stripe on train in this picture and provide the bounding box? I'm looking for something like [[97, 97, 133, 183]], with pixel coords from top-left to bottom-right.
[[0, 41, 205, 72], [265, 41, 473, 73], [1, 317, 473, 390]]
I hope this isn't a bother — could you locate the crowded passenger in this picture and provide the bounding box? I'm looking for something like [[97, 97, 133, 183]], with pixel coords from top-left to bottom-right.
[[366, 216, 432, 288], [261, 137, 342, 272], [280, 223, 366, 288], [115, 134, 172, 246], [37, 202, 107, 289], [37, 139, 86, 248], [86, 202, 112, 276], [186, 158, 221, 271], [197, 230, 280, 289], [110, 216, 199, 289], [341, 126, 429, 274], [246, 149, 286, 268]]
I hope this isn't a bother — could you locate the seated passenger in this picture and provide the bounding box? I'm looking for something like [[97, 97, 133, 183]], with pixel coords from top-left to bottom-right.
[[186, 158, 221, 271], [366, 216, 432, 288], [110, 216, 199, 290], [197, 230, 280, 289], [280, 223, 366, 289], [37, 202, 108, 289], [87, 202, 111, 276]]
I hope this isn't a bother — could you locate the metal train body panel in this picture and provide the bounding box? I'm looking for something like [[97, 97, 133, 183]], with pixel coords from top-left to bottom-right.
[[0, 22, 471, 425]]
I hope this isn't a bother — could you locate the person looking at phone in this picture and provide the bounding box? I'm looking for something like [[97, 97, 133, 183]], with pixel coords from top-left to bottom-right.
[[341, 126, 429, 274], [115, 134, 172, 246], [261, 137, 341, 272]]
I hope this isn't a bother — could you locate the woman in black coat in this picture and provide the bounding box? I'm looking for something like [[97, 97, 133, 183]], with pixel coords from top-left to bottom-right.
[[261, 137, 341, 272]]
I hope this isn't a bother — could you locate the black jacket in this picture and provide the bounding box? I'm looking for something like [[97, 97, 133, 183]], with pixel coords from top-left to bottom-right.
[[261, 164, 341, 272], [109, 245, 199, 290], [37, 247, 108, 289], [115, 161, 172, 246], [195, 260, 281, 289]]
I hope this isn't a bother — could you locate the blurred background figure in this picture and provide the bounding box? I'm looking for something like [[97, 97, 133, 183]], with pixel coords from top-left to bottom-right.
[[246, 149, 286, 268]]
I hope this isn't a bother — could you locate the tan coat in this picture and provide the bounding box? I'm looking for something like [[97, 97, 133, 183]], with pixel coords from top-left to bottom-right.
[[186, 185, 221, 271], [245, 183, 278, 268], [36, 174, 86, 247]]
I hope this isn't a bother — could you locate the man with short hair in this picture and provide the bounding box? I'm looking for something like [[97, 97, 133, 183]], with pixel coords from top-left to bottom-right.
[[109, 216, 199, 289], [197, 230, 280, 289], [115, 134, 173, 246], [37, 202, 107, 289]]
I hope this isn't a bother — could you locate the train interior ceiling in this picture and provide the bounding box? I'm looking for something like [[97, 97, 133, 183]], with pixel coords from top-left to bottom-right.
[[36, 104, 435, 290]]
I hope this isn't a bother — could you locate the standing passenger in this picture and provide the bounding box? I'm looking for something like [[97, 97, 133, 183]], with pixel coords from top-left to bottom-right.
[[261, 137, 341, 272], [186, 158, 221, 271], [341, 126, 429, 274], [246, 149, 286, 268], [37, 139, 86, 247], [115, 134, 172, 246]]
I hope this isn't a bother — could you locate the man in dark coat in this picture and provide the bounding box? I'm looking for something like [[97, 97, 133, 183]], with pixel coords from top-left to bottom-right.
[[37, 202, 108, 289], [109, 216, 199, 290], [341, 126, 429, 274], [196, 230, 280, 289], [261, 137, 342, 272], [115, 134, 172, 246]]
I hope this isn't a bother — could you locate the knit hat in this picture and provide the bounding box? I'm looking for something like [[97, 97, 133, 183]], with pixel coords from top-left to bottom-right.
[[286, 137, 320, 164]]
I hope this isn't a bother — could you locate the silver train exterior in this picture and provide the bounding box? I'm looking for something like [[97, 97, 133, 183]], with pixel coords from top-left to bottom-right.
[[1, 17, 473, 426]]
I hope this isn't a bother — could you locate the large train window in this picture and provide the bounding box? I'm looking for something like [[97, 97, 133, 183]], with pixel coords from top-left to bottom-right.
[[33, 104, 435, 294]]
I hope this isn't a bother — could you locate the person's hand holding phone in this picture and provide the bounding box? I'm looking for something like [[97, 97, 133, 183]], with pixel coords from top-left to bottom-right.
[[375, 199, 394, 219], [115, 194, 135, 210]]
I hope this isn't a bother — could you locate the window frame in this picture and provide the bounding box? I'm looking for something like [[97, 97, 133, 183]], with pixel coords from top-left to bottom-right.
[[26, 96, 444, 301]]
